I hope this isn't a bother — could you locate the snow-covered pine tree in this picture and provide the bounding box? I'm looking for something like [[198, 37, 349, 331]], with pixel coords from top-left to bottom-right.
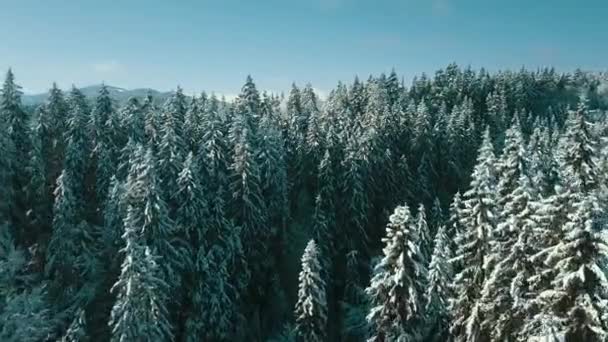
[[485, 88, 508, 152], [486, 117, 529, 276], [429, 197, 445, 234], [1, 69, 30, 244], [303, 84, 324, 163], [294, 240, 328, 342], [163, 86, 187, 138], [46, 170, 100, 317], [121, 97, 144, 145], [534, 194, 608, 341], [62, 87, 93, 213], [348, 76, 367, 122], [183, 96, 202, 154], [175, 152, 208, 246], [495, 116, 527, 215], [102, 176, 125, 269], [124, 147, 186, 287], [90, 84, 114, 145], [412, 100, 433, 161], [528, 123, 559, 197], [0, 112, 13, 226], [26, 114, 50, 242], [425, 224, 452, 342], [558, 101, 598, 194], [108, 206, 172, 342], [258, 106, 289, 243], [479, 173, 538, 340], [142, 92, 161, 146], [450, 128, 497, 342], [229, 95, 267, 255], [415, 204, 432, 265], [366, 204, 427, 342], [200, 94, 229, 196], [157, 97, 187, 211], [41, 83, 69, 191], [340, 133, 370, 253], [287, 84, 306, 149], [90, 85, 117, 215]]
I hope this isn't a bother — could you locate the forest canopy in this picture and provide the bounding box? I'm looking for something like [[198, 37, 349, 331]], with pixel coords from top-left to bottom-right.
[[1, 65, 608, 341]]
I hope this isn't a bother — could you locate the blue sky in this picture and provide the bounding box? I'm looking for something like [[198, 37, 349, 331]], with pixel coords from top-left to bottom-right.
[[0, 0, 606, 96]]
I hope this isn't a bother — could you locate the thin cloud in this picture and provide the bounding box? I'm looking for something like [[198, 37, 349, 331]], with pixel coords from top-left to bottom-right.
[[92, 60, 123, 73]]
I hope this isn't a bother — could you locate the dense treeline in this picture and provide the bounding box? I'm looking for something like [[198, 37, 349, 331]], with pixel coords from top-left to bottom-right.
[[0, 65, 607, 341]]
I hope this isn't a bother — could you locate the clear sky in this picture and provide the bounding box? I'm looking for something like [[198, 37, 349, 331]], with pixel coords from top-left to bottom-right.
[[0, 0, 606, 96]]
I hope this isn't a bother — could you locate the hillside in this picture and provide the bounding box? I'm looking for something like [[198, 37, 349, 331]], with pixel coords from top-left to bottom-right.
[[22, 84, 173, 106]]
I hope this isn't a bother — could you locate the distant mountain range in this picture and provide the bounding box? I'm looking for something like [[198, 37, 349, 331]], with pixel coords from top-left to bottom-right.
[[22, 84, 174, 106]]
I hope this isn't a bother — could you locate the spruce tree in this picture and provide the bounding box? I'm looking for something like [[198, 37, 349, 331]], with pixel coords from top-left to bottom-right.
[[121, 97, 144, 144], [1, 69, 30, 243], [485, 89, 508, 152], [42, 83, 69, 191], [90, 85, 117, 214], [425, 225, 452, 342], [258, 110, 289, 239], [496, 117, 527, 218], [46, 169, 100, 314], [558, 102, 598, 194], [229, 98, 267, 257], [157, 101, 186, 210], [366, 204, 427, 342], [294, 240, 328, 342], [535, 195, 608, 341], [26, 115, 50, 241], [183, 97, 202, 153], [415, 204, 432, 265], [126, 147, 186, 286], [200, 94, 229, 197], [109, 218, 172, 342], [479, 173, 537, 340], [450, 128, 497, 342]]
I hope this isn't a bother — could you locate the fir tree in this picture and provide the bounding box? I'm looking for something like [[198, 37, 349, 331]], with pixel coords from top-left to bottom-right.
[[450, 128, 497, 342], [425, 225, 452, 342], [157, 101, 186, 209], [175, 152, 207, 245], [45, 169, 100, 314], [1, 69, 30, 243], [108, 215, 172, 342], [229, 104, 267, 255], [479, 173, 537, 340], [124, 147, 186, 286], [26, 115, 50, 241], [120, 97, 144, 145], [42, 83, 69, 190], [485, 89, 508, 152], [496, 117, 527, 218], [536, 195, 608, 341], [415, 204, 432, 265], [200, 94, 229, 196], [90, 85, 117, 213], [366, 204, 427, 342], [294, 240, 328, 342], [558, 102, 598, 194]]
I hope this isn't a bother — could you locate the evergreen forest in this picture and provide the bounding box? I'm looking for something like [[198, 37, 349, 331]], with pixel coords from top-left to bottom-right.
[[1, 66, 608, 341]]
